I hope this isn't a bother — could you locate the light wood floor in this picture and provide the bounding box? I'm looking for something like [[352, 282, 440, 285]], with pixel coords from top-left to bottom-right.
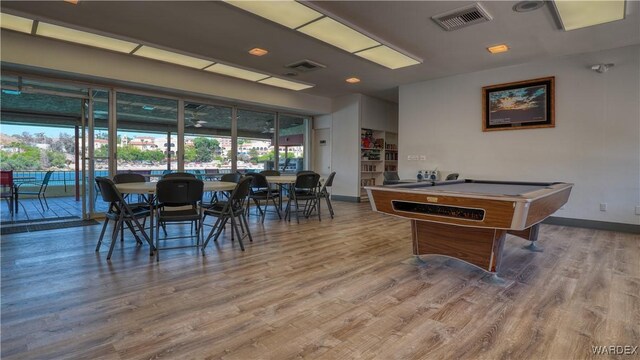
[[1, 201, 638, 359]]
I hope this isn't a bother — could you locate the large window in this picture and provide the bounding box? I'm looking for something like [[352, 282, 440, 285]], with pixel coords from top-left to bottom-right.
[[278, 114, 309, 173], [236, 109, 276, 173], [115, 92, 177, 175], [183, 102, 232, 175]]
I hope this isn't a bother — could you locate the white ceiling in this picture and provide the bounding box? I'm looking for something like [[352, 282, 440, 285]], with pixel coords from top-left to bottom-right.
[[2, 1, 639, 102]]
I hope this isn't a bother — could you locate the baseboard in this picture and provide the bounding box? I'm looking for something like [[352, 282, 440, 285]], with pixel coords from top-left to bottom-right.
[[332, 195, 361, 203], [543, 216, 640, 234]]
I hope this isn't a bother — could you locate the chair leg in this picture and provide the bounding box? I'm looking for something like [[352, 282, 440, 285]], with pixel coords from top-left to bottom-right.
[[326, 196, 334, 218], [240, 211, 253, 243], [107, 216, 123, 260], [96, 218, 110, 251], [230, 215, 245, 251], [272, 197, 282, 219], [155, 213, 161, 262]]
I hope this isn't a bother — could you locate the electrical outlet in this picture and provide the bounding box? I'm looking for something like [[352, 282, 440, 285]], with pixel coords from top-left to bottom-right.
[[635, 206, 640, 215], [600, 203, 607, 212]]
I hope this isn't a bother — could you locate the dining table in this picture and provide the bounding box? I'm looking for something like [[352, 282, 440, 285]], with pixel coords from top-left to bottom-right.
[[265, 175, 324, 212], [265, 175, 298, 210], [115, 181, 238, 246]]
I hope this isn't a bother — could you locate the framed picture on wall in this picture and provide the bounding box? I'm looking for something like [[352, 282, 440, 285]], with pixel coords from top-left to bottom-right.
[[482, 76, 555, 131]]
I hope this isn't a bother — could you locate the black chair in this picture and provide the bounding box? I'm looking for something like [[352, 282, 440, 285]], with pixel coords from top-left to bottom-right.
[[95, 177, 153, 260], [446, 173, 460, 180], [16, 170, 54, 211], [260, 170, 280, 176], [208, 172, 242, 203], [203, 177, 253, 252], [154, 177, 204, 261], [383, 171, 400, 185], [296, 170, 315, 176], [317, 171, 336, 219], [163, 172, 197, 179], [285, 172, 321, 223], [248, 173, 281, 223], [220, 173, 242, 183]]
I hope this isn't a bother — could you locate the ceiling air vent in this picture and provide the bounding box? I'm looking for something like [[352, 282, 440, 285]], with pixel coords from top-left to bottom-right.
[[431, 3, 493, 31], [285, 59, 326, 73]]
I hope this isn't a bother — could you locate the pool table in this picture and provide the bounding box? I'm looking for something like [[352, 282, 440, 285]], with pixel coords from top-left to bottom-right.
[[365, 179, 573, 275]]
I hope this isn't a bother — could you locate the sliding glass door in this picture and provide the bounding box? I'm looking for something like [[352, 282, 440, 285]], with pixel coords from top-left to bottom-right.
[[115, 92, 178, 176]]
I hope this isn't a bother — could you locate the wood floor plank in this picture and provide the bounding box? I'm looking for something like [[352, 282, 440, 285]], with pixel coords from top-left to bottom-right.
[[1, 201, 638, 359]]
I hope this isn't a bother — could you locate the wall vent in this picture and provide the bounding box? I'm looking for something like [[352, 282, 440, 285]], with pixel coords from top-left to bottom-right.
[[285, 59, 326, 73], [431, 3, 493, 31]]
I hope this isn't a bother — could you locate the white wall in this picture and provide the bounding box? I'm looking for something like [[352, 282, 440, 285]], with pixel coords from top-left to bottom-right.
[[1, 30, 331, 114], [400, 45, 640, 225], [331, 94, 362, 198], [361, 96, 398, 132]]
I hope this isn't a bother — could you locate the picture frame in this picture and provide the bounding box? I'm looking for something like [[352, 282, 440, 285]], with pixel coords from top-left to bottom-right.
[[482, 76, 555, 131]]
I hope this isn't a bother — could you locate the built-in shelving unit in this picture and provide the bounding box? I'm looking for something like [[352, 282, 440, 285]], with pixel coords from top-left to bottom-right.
[[360, 128, 398, 200]]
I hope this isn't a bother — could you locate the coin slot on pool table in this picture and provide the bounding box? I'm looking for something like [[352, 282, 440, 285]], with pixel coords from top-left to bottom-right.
[[392, 201, 485, 221]]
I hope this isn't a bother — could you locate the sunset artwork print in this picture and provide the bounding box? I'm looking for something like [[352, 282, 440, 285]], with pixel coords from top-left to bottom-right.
[[482, 77, 555, 131]]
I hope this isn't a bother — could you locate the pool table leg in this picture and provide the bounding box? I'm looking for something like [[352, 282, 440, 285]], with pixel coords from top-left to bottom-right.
[[411, 220, 507, 274], [508, 224, 543, 252]]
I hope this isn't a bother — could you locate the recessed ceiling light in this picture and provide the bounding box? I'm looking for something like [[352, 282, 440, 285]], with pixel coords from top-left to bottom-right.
[[552, 0, 626, 31], [513, 1, 545, 13], [345, 77, 361, 84], [0, 13, 33, 34], [36, 22, 139, 53], [487, 44, 509, 54], [133, 45, 214, 69], [248, 47, 269, 56], [142, 105, 155, 111]]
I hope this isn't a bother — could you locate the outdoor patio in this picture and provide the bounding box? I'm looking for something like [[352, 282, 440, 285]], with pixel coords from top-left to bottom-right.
[[0, 195, 101, 224]]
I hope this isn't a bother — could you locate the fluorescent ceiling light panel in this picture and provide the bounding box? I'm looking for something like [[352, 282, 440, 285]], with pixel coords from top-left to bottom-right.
[[224, 0, 322, 29], [133, 46, 213, 69], [258, 77, 313, 91], [204, 63, 270, 81], [298, 17, 380, 53], [0, 13, 33, 33], [355, 45, 421, 69], [37, 22, 138, 53], [553, 0, 625, 31]]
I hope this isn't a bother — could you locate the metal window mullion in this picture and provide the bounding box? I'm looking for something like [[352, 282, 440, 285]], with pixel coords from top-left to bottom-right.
[[109, 89, 117, 177], [231, 107, 238, 173], [274, 112, 280, 171], [83, 96, 89, 219], [177, 99, 185, 172]]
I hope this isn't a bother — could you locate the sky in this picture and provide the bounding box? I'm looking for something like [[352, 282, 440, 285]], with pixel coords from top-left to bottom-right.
[[1, 124, 74, 138]]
